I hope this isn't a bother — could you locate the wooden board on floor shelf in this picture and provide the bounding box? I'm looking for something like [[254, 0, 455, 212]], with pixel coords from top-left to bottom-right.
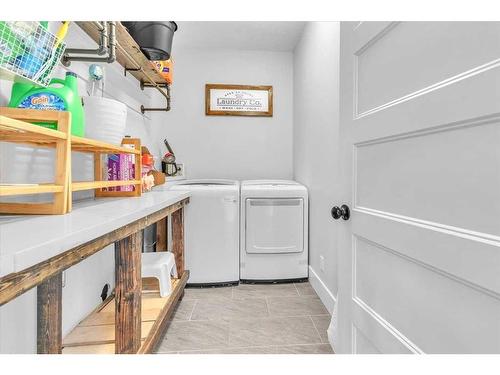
[[63, 321, 154, 347], [62, 272, 189, 354], [62, 343, 116, 354]]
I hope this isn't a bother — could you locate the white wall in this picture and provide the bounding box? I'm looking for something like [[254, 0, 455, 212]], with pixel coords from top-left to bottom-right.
[[293, 22, 341, 311], [150, 48, 294, 180], [0, 22, 163, 353]]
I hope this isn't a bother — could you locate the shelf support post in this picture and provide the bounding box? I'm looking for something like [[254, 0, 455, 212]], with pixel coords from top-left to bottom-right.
[[156, 217, 168, 252], [115, 231, 143, 354], [54, 112, 71, 214], [171, 207, 185, 277], [37, 272, 62, 354]]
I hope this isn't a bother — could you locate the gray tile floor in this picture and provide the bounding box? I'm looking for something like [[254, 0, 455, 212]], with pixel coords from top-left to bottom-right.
[[155, 282, 334, 354]]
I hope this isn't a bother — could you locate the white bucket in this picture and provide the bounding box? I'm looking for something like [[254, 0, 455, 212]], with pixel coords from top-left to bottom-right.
[[83, 96, 127, 145]]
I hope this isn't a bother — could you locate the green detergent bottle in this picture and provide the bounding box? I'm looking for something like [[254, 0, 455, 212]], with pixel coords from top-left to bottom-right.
[[8, 71, 85, 136]]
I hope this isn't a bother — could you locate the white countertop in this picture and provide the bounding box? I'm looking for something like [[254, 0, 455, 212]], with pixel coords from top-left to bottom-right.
[[0, 191, 190, 278]]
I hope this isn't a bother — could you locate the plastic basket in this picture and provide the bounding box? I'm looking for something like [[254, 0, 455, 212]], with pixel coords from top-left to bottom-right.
[[0, 21, 66, 87]]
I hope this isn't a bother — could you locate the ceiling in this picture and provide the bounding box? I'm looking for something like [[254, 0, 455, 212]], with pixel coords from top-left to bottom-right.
[[172, 21, 306, 52]]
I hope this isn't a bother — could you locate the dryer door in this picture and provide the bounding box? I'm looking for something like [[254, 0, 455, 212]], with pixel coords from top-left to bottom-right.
[[245, 198, 304, 254]]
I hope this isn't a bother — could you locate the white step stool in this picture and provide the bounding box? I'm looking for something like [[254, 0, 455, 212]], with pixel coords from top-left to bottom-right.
[[141, 252, 177, 297]]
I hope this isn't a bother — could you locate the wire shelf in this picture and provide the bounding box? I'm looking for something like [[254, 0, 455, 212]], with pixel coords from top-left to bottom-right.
[[0, 21, 65, 87]]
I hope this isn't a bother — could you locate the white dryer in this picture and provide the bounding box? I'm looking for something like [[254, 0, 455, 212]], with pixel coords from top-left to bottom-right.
[[169, 179, 240, 286], [240, 180, 308, 282]]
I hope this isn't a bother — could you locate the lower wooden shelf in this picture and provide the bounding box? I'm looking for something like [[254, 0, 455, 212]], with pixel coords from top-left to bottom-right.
[[62, 270, 189, 354], [0, 183, 64, 196], [72, 180, 142, 192]]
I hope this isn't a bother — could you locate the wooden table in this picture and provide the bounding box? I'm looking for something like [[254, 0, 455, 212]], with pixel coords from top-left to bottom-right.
[[0, 191, 190, 354]]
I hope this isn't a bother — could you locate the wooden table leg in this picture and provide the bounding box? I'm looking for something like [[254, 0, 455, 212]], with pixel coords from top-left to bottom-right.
[[172, 207, 185, 276], [37, 272, 62, 354], [156, 217, 168, 252], [115, 231, 142, 354]]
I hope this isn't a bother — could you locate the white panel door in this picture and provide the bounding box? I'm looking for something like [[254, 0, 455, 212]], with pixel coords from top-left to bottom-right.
[[337, 21, 500, 354]]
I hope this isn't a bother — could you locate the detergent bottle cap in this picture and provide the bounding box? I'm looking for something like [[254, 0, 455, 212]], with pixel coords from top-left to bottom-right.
[[66, 71, 77, 78]]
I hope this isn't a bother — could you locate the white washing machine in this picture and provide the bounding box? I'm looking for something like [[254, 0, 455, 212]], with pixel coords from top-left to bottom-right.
[[240, 180, 308, 282], [169, 179, 240, 285]]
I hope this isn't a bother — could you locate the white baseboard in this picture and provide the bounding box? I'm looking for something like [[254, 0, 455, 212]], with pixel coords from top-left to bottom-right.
[[308, 265, 336, 314]]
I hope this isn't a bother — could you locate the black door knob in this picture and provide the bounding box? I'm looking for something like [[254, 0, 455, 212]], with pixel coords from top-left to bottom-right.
[[331, 204, 350, 220]]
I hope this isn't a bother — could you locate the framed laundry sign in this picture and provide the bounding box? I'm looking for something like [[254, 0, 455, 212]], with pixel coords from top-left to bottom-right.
[[205, 84, 273, 117]]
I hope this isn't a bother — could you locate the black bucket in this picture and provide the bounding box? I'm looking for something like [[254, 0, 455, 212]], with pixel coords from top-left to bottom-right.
[[122, 21, 178, 61]]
